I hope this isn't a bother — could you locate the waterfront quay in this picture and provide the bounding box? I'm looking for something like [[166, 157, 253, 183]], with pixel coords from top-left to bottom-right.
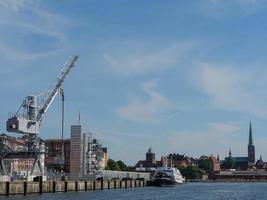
[[209, 170, 267, 182], [0, 179, 146, 196]]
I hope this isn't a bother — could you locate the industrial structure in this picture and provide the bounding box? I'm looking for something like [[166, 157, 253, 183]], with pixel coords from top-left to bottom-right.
[[1, 56, 79, 181]]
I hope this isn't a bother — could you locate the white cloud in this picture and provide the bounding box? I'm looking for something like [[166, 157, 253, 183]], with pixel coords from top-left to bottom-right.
[[196, 63, 267, 118], [208, 122, 240, 134], [198, 63, 243, 108], [103, 41, 195, 75], [0, 0, 70, 69], [115, 80, 175, 123]]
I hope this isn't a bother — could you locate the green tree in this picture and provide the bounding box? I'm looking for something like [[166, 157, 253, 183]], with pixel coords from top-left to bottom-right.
[[180, 166, 204, 179], [117, 160, 127, 171], [198, 156, 212, 173], [222, 158, 235, 169], [106, 159, 121, 171]]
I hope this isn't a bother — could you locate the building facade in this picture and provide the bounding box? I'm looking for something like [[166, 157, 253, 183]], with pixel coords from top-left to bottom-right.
[[256, 156, 266, 169], [210, 156, 220, 173], [135, 147, 162, 171], [0, 134, 45, 180], [82, 133, 108, 178], [45, 139, 70, 173], [167, 153, 197, 168]]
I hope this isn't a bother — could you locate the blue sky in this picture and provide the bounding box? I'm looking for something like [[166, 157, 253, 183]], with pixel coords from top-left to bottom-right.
[[1, 0, 267, 165]]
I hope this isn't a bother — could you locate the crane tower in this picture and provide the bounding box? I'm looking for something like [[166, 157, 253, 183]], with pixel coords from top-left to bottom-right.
[[1, 56, 79, 180]]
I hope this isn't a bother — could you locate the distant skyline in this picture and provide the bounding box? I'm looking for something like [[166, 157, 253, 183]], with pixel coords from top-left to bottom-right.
[[1, 0, 267, 165]]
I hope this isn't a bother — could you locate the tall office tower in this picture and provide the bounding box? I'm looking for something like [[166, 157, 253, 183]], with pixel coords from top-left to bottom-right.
[[70, 125, 82, 180]]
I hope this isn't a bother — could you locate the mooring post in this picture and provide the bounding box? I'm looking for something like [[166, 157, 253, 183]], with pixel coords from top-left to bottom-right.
[[53, 181, 56, 193], [93, 181, 96, 190], [23, 181, 27, 196], [101, 180, 103, 190], [5, 181, 10, 196], [85, 181, 88, 191], [64, 181, 68, 192], [39, 177, 43, 194], [75, 181, 78, 191]]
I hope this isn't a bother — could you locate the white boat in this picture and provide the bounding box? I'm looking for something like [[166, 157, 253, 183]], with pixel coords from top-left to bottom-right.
[[152, 167, 185, 186]]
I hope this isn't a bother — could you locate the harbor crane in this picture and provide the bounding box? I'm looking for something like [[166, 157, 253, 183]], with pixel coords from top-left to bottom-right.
[[2, 55, 79, 180], [7, 55, 79, 135]]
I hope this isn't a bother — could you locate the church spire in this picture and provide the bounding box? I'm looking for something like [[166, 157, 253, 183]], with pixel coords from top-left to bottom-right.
[[248, 119, 255, 164], [249, 120, 253, 146]]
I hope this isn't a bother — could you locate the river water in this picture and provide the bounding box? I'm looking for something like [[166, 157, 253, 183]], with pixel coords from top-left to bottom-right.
[[2, 182, 267, 200]]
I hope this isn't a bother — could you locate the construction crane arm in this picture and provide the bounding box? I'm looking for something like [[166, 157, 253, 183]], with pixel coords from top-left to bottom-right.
[[6, 55, 79, 135], [37, 55, 79, 122]]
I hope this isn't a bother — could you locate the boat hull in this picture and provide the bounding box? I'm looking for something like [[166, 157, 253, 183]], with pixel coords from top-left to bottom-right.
[[152, 167, 185, 187], [152, 178, 177, 187]]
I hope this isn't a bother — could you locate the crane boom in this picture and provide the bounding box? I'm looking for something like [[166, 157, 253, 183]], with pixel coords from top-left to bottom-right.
[[37, 55, 79, 122], [6, 55, 79, 135]]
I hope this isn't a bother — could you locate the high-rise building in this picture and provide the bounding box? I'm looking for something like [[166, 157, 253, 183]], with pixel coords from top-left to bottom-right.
[[248, 121, 255, 164], [70, 125, 82, 180]]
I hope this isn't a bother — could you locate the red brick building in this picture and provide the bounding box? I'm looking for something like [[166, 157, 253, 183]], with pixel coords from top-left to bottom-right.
[[45, 139, 70, 173], [210, 156, 220, 173]]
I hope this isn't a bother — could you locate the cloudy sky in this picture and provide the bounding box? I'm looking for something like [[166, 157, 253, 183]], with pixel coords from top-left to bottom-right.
[[1, 0, 267, 165]]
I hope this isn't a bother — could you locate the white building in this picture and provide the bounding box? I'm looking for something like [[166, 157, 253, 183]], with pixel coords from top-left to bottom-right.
[[82, 133, 108, 179]]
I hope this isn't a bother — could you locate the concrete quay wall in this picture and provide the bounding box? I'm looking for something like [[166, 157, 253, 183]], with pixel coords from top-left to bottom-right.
[[0, 180, 146, 196], [209, 172, 267, 181]]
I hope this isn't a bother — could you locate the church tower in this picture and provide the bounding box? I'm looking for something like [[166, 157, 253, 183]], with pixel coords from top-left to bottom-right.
[[146, 146, 156, 165], [248, 120, 255, 164]]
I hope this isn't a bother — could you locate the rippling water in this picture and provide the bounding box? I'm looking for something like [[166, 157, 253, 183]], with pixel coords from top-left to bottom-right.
[[3, 182, 267, 200]]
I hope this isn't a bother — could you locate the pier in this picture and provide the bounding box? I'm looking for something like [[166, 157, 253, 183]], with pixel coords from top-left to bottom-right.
[[0, 180, 146, 196]]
